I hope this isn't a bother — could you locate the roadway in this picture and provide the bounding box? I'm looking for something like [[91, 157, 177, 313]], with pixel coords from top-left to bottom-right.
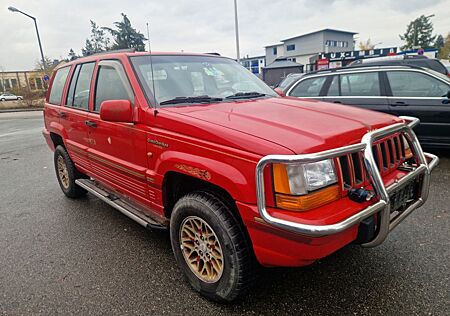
[[0, 111, 449, 315]]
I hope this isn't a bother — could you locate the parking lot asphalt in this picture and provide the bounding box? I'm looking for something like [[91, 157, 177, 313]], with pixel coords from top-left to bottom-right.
[[0, 111, 449, 315]]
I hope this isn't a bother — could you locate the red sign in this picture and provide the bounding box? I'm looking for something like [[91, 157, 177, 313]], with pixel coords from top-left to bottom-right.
[[317, 58, 329, 70]]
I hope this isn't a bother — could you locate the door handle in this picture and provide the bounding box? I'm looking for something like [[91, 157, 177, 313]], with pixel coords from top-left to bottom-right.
[[58, 111, 67, 118], [333, 100, 342, 104], [392, 101, 408, 106], [85, 120, 97, 128]]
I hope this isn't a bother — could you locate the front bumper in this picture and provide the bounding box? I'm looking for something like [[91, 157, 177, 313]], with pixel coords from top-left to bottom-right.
[[255, 116, 438, 248]]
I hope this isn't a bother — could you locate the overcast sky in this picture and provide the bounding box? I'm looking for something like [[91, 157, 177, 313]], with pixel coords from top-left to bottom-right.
[[1, 0, 449, 70]]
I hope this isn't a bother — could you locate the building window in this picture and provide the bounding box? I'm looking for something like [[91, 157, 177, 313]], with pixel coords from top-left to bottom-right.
[[286, 44, 296, 51], [11, 79, 18, 88], [29, 78, 36, 90], [4, 79, 11, 89], [273, 47, 277, 55], [35, 78, 43, 90], [326, 40, 349, 48]]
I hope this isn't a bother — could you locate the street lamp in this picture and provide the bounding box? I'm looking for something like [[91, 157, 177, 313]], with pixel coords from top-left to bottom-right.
[[233, 0, 240, 62], [8, 6, 47, 72]]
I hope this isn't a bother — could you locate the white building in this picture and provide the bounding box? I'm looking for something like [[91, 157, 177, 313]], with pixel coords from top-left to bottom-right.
[[265, 29, 357, 68]]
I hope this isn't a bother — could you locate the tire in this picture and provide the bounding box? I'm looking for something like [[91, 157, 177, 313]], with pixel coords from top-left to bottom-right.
[[54, 145, 87, 198], [0, 98, 5, 102], [17, 97, 22, 100], [170, 191, 254, 302]]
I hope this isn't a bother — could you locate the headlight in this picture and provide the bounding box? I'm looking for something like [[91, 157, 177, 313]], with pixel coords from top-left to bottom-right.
[[272, 159, 340, 211], [275, 159, 337, 195]]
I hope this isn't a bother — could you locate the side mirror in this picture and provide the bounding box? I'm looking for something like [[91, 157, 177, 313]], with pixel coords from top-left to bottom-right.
[[274, 87, 285, 97], [100, 100, 133, 123], [447, 91, 450, 99]]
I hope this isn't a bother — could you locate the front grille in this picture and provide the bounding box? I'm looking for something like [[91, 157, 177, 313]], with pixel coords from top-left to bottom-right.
[[338, 134, 408, 189]]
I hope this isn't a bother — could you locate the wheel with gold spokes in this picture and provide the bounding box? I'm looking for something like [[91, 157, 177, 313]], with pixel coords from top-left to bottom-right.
[[54, 145, 86, 198], [170, 191, 254, 302], [180, 216, 224, 283]]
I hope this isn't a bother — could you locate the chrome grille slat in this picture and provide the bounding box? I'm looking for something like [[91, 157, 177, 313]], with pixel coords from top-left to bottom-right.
[[339, 133, 406, 190]]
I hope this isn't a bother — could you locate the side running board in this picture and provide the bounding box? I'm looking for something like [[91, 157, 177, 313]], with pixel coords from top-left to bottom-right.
[[75, 179, 167, 231]]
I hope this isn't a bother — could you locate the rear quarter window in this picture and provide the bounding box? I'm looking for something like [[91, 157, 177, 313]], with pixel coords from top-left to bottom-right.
[[48, 67, 70, 105]]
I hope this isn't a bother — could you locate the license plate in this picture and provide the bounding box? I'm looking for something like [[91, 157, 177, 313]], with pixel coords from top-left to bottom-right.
[[390, 180, 418, 213]]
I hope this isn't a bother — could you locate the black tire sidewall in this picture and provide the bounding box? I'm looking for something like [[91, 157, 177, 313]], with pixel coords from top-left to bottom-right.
[[54, 146, 85, 198], [170, 195, 241, 301]]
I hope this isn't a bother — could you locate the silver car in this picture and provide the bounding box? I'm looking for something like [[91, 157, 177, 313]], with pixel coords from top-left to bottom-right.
[[0, 93, 23, 101]]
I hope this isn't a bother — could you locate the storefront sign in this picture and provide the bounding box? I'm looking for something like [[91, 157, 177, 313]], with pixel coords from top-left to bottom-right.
[[319, 47, 398, 61], [316, 58, 329, 70]]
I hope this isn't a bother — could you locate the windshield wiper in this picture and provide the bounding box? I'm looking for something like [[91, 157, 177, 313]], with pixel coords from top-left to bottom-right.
[[225, 92, 268, 100], [159, 95, 223, 105]]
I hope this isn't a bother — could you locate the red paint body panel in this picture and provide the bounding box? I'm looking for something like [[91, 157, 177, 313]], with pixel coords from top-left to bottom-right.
[[43, 52, 409, 267]]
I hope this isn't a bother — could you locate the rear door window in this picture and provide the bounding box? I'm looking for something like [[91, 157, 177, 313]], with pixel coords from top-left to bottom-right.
[[386, 71, 449, 97], [340, 72, 381, 96], [290, 76, 327, 97], [66, 62, 95, 110], [48, 67, 70, 105]]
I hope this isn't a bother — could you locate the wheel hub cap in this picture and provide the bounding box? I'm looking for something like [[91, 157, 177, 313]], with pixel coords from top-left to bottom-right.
[[180, 216, 224, 283], [57, 156, 69, 189]]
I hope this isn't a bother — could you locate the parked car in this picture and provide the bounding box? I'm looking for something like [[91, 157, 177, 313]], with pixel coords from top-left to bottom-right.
[[348, 55, 450, 77], [43, 51, 438, 302], [286, 65, 450, 148], [275, 72, 305, 93], [0, 93, 23, 101]]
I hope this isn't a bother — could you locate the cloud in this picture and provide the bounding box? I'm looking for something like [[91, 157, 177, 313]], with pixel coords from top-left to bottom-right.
[[1, 0, 449, 70]]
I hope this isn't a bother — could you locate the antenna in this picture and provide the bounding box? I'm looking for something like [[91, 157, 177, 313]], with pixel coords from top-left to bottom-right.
[[146, 22, 158, 113]]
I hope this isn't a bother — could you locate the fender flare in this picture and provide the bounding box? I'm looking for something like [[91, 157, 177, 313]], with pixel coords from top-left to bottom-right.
[[48, 121, 69, 142], [156, 151, 254, 203]]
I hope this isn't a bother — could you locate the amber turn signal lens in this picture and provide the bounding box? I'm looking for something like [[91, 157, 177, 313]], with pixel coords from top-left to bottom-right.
[[275, 184, 341, 211], [272, 163, 291, 194], [405, 147, 413, 159]]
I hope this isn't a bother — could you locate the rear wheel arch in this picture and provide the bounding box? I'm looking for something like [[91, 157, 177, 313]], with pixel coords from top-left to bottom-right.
[[50, 132, 65, 149]]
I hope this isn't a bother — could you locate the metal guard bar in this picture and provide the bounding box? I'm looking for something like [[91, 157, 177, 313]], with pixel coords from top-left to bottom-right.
[[255, 116, 439, 248]]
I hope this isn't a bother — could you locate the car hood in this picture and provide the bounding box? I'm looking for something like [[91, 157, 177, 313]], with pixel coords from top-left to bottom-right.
[[164, 97, 402, 155]]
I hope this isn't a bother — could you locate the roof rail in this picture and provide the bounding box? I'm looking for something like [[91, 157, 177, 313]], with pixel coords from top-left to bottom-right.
[[305, 63, 426, 76], [89, 48, 136, 57]]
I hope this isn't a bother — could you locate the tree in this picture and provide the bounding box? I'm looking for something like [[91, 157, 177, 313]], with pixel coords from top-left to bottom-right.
[[400, 15, 436, 50], [68, 48, 77, 61], [81, 39, 95, 56], [358, 38, 376, 50], [35, 56, 57, 72], [82, 20, 110, 56], [438, 33, 450, 60], [103, 13, 146, 51], [434, 34, 444, 51]]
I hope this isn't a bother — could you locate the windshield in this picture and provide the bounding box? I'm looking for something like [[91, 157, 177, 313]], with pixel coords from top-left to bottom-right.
[[131, 55, 277, 106], [278, 74, 304, 90]]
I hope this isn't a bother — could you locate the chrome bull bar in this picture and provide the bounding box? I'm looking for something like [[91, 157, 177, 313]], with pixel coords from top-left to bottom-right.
[[255, 116, 439, 248]]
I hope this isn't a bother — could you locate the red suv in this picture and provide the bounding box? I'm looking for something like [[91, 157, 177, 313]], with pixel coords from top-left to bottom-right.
[[43, 51, 438, 302]]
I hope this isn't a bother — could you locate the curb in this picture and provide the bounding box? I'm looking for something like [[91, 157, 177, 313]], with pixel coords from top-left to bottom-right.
[[0, 108, 44, 113]]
